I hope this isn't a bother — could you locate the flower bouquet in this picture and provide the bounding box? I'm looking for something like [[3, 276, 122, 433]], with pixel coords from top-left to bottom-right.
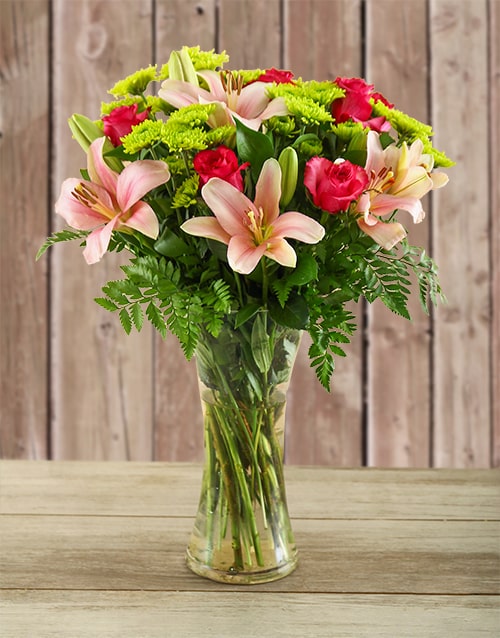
[[38, 46, 452, 583]]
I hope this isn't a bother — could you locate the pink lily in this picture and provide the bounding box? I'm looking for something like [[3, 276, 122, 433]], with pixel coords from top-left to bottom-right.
[[55, 137, 170, 264], [356, 131, 449, 249], [181, 158, 325, 274], [159, 70, 288, 131]]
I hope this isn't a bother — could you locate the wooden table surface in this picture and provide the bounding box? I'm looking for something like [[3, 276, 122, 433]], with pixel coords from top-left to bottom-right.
[[0, 461, 499, 637]]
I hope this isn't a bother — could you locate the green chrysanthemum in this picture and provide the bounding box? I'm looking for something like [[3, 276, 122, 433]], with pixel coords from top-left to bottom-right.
[[121, 120, 166, 155], [331, 121, 366, 143], [100, 96, 167, 116], [171, 175, 200, 208], [108, 65, 158, 97], [159, 46, 229, 80]]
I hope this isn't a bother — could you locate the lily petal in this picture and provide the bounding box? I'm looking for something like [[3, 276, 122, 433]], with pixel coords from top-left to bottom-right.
[[254, 159, 281, 224], [227, 235, 267, 274], [265, 237, 297, 268], [197, 70, 227, 102], [55, 178, 115, 228], [88, 137, 118, 194], [357, 217, 407, 250], [272, 211, 325, 243], [236, 82, 274, 119], [370, 193, 424, 223], [116, 160, 170, 211], [181, 216, 231, 245], [124, 201, 160, 239], [201, 178, 254, 235], [158, 79, 200, 108], [82, 215, 120, 264]]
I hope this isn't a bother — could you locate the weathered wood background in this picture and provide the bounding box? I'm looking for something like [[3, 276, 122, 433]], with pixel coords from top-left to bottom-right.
[[1, 0, 498, 467]]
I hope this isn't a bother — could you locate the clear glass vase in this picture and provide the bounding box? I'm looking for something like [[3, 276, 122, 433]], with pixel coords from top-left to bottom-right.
[[185, 311, 301, 584]]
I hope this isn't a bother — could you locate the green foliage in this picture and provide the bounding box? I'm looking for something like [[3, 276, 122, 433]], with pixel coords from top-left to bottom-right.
[[36, 230, 89, 260]]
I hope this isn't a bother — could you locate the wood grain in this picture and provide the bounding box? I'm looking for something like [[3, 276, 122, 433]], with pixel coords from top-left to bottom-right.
[[2, 591, 498, 638], [153, 0, 217, 462], [51, 0, 155, 460], [1, 462, 498, 520], [430, 0, 491, 467], [283, 0, 364, 466], [0, 462, 498, 637], [365, 0, 432, 467], [0, 1, 49, 459], [491, 0, 500, 467], [0, 0, 498, 468]]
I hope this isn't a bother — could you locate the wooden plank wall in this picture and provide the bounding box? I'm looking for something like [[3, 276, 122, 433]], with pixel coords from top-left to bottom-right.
[[0, 0, 498, 468]]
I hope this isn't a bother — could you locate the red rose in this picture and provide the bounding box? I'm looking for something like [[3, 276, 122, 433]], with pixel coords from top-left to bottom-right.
[[304, 156, 368, 213], [102, 104, 149, 147], [193, 146, 249, 191], [332, 77, 393, 132], [257, 68, 295, 84]]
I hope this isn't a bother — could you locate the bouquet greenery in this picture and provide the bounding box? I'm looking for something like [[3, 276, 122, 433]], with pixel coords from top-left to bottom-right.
[[38, 46, 453, 582], [38, 45, 452, 391]]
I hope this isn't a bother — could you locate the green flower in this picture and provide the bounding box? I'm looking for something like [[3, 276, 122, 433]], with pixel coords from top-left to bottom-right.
[[108, 65, 158, 97]]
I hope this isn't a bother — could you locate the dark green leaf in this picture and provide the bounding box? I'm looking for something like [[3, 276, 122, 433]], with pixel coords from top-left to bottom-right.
[[235, 117, 274, 180]]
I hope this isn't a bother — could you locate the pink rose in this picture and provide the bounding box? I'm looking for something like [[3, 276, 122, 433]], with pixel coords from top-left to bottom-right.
[[102, 104, 149, 147], [256, 68, 295, 84], [193, 146, 249, 191], [304, 156, 368, 213], [332, 77, 393, 132]]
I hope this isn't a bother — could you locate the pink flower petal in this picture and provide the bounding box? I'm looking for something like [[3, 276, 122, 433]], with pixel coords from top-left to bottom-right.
[[254, 159, 281, 224], [236, 82, 273, 119], [116, 160, 170, 211], [227, 235, 267, 274], [202, 178, 254, 236], [124, 201, 160, 239], [258, 97, 289, 120], [181, 216, 231, 245], [272, 211, 325, 243], [357, 217, 406, 250], [55, 178, 111, 229], [158, 80, 201, 108], [197, 70, 227, 102], [265, 237, 297, 268], [371, 193, 424, 223], [82, 215, 120, 264], [87, 138, 118, 194]]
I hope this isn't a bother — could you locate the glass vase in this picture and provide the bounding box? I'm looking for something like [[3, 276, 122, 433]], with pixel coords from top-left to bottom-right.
[[185, 311, 301, 584]]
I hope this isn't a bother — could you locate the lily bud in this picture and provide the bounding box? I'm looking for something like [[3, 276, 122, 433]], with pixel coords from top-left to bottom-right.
[[179, 46, 199, 85], [168, 47, 198, 85], [68, 114, 102, 152], [68, 114, 122, 172], [278, 147, 298, 207]]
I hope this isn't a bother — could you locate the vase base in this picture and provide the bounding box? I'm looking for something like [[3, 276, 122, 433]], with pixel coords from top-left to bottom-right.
[[185, 551, 298, 585]]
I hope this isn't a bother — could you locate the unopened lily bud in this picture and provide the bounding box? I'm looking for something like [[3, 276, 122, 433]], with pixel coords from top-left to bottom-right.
[[179, 46, 199, 85], [68, 114, 103, 152], [68, 114, 122, 172], [168, 48, 198, 85], [278, 147, 298, 207], [167, 51, 184, 82]]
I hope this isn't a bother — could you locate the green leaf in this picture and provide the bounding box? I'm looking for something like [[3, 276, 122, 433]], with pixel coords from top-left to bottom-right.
[[251, 312, 272, 374], [288, 253, 318, 286], [130, 302, 144, 331], [36, 230, 89, 260], [119, 308, 132, 334], [146, 302, 167, 338], [94, 297, 119, 312], [234, 303, 261, 328], [154, 230, 191, 257], [235, 117, 274, 180], [269, 294, 309, 330]]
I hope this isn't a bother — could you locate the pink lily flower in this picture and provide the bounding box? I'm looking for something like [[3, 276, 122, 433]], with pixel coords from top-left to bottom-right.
[[55, 137, 170, 264], [181, 158, 325, 274], [356, 131, 449, 249], [159, 70, 288, 131]]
